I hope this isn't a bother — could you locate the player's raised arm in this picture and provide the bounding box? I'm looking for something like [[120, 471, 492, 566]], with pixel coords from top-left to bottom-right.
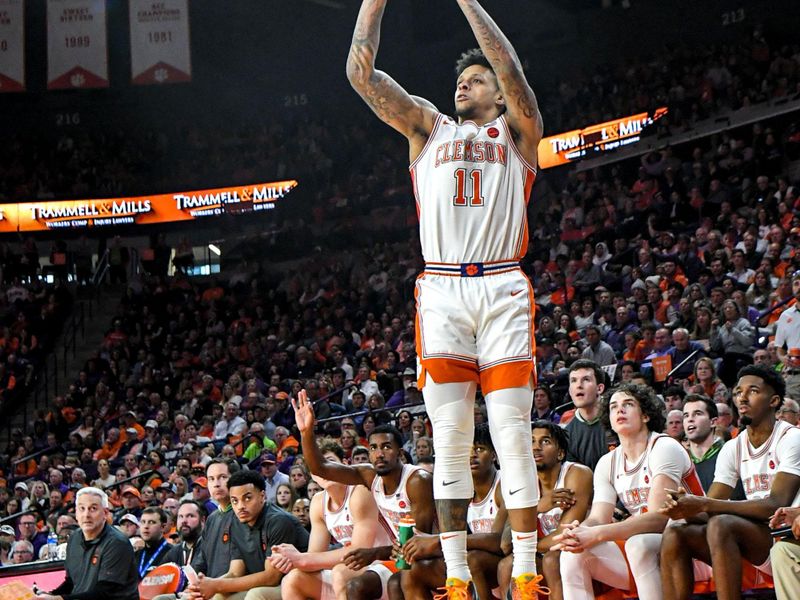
[[346, 0, 436, 143], [455, 0, 543, 152], [293, 390, 372, 487]]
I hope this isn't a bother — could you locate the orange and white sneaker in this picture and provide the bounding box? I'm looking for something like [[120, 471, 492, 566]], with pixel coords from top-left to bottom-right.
[[433, 577, 477, 600], [507, 573, 550, 600]]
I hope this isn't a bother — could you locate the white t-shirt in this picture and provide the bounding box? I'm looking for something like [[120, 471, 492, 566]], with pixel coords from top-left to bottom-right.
[[774, 304, 800, 352], [594, 433, 702, 516], [714, 420, 800, 505]]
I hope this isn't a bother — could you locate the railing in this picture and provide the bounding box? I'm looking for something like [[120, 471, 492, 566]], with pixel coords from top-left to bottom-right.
[[91, 248, 110, 286], [3, 299, 91, 447]]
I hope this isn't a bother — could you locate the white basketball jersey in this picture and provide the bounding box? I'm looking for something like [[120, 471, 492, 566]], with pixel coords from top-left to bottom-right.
[[467, 471, 501, 534], [538, 461, 574, 537], [371, 464, 421, 541], [410, 113, 536, 264], [323, 485, 393, 548], [735, 420, 800, 503], [609, 434, 704, 516], [323, 485, 356, 546]]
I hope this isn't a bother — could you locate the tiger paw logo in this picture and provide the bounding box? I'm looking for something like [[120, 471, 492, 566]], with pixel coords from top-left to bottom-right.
[[465, 264, 479, 276], [154, 68, 169, 83], [70, 72, 86, 87], [91, 555, 99, 565]]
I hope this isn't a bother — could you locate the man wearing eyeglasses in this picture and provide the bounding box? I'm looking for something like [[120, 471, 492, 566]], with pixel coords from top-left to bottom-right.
[[10, 540, 34, 564], [18, 513, 48, 557]]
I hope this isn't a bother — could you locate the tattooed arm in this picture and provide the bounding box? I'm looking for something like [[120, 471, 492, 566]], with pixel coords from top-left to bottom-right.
[[456, 0, 543, 162], [346, 0, 436, 157]]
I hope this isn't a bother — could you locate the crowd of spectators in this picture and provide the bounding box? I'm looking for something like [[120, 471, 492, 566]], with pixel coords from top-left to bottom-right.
[[542, 28, 800, 133], [1, 25, 800, 600]]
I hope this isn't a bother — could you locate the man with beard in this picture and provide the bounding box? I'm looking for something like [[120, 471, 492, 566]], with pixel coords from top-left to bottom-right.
[[294, 390, 435, 600], [163, 500, 205, 567], [660, 365, 800, 600], [150, 500, 207, 600]]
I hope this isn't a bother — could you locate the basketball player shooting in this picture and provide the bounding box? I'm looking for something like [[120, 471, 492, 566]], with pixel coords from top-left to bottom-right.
[[346, 1, 544, 598]]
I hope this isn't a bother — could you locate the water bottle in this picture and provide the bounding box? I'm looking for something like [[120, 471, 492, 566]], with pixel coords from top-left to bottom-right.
[[47, 531, 58, 561], [395, 516, 415, 570]]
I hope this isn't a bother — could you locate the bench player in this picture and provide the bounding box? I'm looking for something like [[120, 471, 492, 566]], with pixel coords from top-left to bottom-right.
[[394, 423, 507, 599], [293, 391, 435, 600], [660, 365, 800, 600], [346, 1, 544, 596], [554, 383, 705, 600], [275, 441, 392, 600]]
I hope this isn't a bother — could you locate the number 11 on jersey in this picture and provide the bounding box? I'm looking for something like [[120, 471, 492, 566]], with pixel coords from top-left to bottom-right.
[[453, 168, 484, 207]]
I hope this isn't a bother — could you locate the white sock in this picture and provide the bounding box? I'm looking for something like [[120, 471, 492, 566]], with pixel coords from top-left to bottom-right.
[[511, 529, 538, 578], [440, 530, 471, 582]]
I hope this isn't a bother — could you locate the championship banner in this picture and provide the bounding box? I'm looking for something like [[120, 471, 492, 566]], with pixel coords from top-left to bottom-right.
[[129, 0, 191, 85], [0, 180, 298, 233], [538, 107, 668, 170], [47, 0, 108, 89], [0, 0, 24, 92]]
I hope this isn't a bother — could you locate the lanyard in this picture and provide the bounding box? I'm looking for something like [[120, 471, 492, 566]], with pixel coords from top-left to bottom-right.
[[139, 539, 167, 578], [182, 542, 195, 566]]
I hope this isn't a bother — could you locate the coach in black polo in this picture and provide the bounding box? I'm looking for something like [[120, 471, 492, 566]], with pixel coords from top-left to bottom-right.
[[190, 469, 309, 600], [34, 487, 138, 600]]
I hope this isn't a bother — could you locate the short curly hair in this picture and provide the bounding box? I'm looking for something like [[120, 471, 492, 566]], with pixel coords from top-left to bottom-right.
[[455, 48, 494, 78], [600, 383, 666, 434]]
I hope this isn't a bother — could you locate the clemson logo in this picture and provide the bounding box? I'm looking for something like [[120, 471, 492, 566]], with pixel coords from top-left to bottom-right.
[[487, 127, 500, 139], [222, 533, 230, 543], [91, 555, 99, 565], [465, 264, 479, 276]]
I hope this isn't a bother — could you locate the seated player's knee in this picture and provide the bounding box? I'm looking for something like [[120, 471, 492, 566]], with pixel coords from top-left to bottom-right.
[[542, 550, 561, 580], [660, 521, 691, 558], [346, 575, 370, 600], [624, 533, 661, 573], [281, 568, 301, 591], [331, 563, 353, 594], [559, 545, 585, 576], [386, 572, 404, 600], [707, 514, 739, 545]]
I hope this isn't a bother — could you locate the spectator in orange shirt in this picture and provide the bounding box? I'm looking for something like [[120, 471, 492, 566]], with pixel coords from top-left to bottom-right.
[[120, 411, 145, 441], [93, 427, 123, 461], [646, 282, 670, 324]]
